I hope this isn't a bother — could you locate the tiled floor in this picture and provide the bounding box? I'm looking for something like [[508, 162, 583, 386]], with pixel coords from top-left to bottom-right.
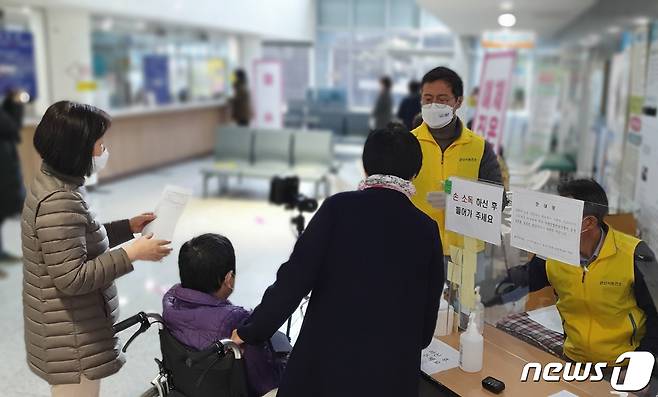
[[0, 150, 365, 396]]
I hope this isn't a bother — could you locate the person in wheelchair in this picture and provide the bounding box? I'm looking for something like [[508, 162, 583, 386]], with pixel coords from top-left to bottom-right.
[[163, 233, 285, 397]]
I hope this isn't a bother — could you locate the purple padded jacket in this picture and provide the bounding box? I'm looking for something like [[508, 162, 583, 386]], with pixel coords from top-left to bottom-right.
[[162, 284, 284, 396]]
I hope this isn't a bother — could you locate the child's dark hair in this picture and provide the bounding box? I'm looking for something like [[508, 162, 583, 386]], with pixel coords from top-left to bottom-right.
[[178, 233, 236, 294]]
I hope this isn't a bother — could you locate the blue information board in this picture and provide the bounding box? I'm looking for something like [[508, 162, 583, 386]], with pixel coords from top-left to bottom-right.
[[143, 55, 170, 105], [0, 30, 37, 99]]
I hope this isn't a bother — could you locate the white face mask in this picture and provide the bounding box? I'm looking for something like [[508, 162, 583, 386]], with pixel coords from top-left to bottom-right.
[[91, 147, 109, 174], [421, 103, 454, 129]]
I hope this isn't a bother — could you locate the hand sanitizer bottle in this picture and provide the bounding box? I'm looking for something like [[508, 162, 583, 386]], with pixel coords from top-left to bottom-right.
[[459, 313, 483, 373]]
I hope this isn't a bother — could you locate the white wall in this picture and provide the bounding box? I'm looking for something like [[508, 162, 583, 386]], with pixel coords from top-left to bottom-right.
[[6, 0, 315, 42]]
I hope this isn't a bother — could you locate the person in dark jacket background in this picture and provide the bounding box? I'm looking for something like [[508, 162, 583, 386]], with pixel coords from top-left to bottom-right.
[[397, 80, 421, 130], [0, 89, 26, 262], [372, 76, 393, 130], [163, 233, 285, 397], [231, 69, 253, 127], [232, 123, 445, 397]]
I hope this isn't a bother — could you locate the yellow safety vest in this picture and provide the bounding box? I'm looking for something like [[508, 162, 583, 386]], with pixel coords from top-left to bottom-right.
[[411, 121, 485, 255], [546, 227, 646, 365]]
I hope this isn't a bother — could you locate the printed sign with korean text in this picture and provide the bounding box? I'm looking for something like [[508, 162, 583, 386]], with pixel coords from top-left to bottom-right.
[[510, 189, 584, 265], [445, 177, 504, 246]]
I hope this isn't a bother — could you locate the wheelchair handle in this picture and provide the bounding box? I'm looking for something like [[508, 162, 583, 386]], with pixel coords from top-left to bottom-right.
[[221, 339, 243, 360], [185, 339, 243, 368], [113, 312, 145, 333]]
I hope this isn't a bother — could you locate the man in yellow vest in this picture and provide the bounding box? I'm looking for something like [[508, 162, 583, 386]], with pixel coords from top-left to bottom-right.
[[514, 179, 657, 378], [410, 66, 502, 257]]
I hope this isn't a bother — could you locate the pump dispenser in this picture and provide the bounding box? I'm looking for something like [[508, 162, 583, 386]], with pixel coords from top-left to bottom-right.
[[473, 286, 485, 334], [459, 313, 483, 373]]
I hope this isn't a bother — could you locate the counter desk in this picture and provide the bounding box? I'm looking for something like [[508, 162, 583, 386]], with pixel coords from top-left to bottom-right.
[[429, 324, 623, 397], [17, 99, 230, 186]]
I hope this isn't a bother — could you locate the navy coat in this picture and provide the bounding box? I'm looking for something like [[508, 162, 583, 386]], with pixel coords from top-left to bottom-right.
[[238, 188, 444, 397]]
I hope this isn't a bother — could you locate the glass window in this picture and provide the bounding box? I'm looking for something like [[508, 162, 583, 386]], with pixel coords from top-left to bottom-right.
[[91, 16, 233, 109], [318, 0, 350, 28], [389, 0, 418, 29], [353, 0, 385, 29], [315, 0, 455, 110], [263, 43, 311, 103]]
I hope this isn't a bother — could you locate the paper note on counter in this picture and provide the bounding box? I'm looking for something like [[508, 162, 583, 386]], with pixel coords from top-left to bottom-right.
[[421, 338, 460, 375], [527, 305, 564, 334], [547, 391, 579, 397], [142, 185, 192, 241]]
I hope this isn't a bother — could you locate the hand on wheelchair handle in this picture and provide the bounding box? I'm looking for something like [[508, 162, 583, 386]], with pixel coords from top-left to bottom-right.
[[231, 329, 244, 345]]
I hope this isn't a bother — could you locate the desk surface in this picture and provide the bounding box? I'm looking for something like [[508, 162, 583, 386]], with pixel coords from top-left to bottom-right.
[[431, 325, 616, 397]]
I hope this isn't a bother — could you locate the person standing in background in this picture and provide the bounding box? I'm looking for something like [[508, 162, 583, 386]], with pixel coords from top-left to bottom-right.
[[397, 80, 421, 130], [0, 89, 27, 262], [466, 86, 479, 130], [372, 76, 393, 130], [231, 69, 253, 127]]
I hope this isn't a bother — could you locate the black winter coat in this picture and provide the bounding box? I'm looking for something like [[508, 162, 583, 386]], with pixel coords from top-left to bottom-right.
[[238, 188, 445, 397], [0, 98, 25, 219]]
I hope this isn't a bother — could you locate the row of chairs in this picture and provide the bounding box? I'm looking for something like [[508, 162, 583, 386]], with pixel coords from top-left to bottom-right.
[[201, 126, 336, 197]]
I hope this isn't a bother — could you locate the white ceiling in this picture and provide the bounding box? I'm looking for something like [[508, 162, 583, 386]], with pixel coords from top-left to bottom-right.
[[416, 0, 597, 38]]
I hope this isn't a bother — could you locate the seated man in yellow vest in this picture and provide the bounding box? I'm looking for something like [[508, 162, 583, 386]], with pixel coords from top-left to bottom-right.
[[410, 66, 503, 258], [515, 179, 657, 375]]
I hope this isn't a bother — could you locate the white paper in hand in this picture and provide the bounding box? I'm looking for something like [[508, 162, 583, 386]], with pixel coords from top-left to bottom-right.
[[420, 338, 460, 375], [142, 185, 192, 241]]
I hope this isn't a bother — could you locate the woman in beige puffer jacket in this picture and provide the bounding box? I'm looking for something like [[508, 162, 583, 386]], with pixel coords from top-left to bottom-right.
[[22, 101, 173, 396]]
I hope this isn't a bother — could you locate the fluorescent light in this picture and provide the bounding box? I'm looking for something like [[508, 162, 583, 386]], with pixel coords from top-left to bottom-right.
[[498, 13, 516, 28], [634, 16, 650, 25], [607, 26, 621, 34], [100, 18, 114, 31]]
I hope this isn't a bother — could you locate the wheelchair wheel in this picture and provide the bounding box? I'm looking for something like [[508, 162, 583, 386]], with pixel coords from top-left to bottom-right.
[[139, 386, 160, 397]]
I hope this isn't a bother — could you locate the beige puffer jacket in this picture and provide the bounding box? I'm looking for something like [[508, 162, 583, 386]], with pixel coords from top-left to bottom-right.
[[21, 164, 135, 385]]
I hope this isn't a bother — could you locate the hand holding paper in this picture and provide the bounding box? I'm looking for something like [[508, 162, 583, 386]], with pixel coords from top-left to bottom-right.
[[142, 185, 192, 241], [125, 233, 172, 262], [129, 212, 156, 234]]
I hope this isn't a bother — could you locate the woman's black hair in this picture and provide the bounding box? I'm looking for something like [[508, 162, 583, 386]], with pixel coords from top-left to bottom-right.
[[235, 69, 247, 85], [421, 66, 464, 98], [557, 179, 609, 224], [380, 76, 392, 90], [178, 233, 236, 294], [33, 101, 111, 178], [362, 122, 422, 180]]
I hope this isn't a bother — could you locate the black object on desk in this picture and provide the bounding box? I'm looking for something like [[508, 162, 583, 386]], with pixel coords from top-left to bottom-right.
[[482, 376, 505, 394]]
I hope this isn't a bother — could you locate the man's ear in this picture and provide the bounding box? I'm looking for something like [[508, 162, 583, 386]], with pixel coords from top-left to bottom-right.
[[454, 96, 464, 111]]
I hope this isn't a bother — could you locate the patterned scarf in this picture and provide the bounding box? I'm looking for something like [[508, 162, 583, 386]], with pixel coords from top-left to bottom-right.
[[358, 174, 416, 199]]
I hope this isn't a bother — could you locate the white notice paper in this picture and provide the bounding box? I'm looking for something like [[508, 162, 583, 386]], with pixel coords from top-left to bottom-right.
[[142, 185, 192, 241], [445, 177, 504, 245], [547, 391, 579, 397], [420, 338, 460, 375], [527, 305, 564, 335], [510, 189, 584, 266]]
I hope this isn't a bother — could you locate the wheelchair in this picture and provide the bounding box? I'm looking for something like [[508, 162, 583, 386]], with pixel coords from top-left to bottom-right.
[[113, 312, 249, 397]]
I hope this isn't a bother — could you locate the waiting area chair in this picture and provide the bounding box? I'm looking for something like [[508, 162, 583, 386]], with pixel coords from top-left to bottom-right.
[[201, 126, 335, 198]]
